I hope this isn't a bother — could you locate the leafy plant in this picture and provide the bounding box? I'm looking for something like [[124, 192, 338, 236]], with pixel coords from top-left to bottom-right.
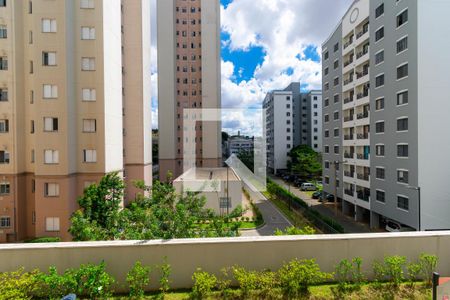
[[418, 253, 438, 287], [278, 259, 331, 297], [127, 261, 151, 299], [25, 237, 61, 243], [191, 268, 217, 299], [407, 262, 421, 288], [274, 225, 316, 235], [373, 256, 407, 289], [35, 267, 77, 299], [231, 266, 259, 296], [0, 268, 42, 300], [73, 261, 115, 298], [159, 257, 172, 296]]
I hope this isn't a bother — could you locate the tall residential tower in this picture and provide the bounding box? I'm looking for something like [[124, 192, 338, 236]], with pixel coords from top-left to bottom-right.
[[322, 0, 450, 231], [0, 0, 151, 242], [157, 0, 222, 181]]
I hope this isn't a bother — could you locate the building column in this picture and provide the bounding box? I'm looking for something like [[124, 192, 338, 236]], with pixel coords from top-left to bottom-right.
[[370, 211, 381, 229], [342, 200, 352, 216], [355, 205, 364, 222]]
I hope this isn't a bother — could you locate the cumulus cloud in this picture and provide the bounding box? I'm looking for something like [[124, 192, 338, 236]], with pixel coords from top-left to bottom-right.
[[220, 0, 353, 112]]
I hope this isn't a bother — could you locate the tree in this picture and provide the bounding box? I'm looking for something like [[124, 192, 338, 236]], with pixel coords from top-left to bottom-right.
[[237, 149, 254, 172], [287, 145, 322, 178], [222, 131, 230, 143]]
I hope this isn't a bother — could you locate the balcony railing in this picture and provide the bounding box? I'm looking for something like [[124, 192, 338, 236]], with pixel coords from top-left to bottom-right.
[[356, 69, 369, 79], [344, 115, 354, 122], [356, 25, 369, 40], [356, 46, 369, 60], [343, 37, 354, 49], [344, 152, 354, 159], [344, 78, 354, 86], [344, 97, 354, 104], [344, 171, 355, 177], [357, 133, 369, 140], [357, 112, 369, 120], [344, 135, 354, 141], [357, 91, 369, 100], [357, 192, 370, 202], [344, 58, 354, 67], [357, 174, 370, 181], [344, 189, 354, 196], [356, 153, 370, 160]]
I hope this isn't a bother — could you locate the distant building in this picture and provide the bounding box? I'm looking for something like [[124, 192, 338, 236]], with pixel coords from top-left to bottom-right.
[[263, 82, 322, 174], [226, 135, 254, 157]]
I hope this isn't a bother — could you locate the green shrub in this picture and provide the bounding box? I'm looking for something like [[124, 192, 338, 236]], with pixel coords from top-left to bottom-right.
[[217, 268, 233, 299], [158, 257, 172, 295], [0, 268, 42, 300], [231, 266, 259, 296], [127, 261, 151, 299], [274, 226, 316, 235], [25, 237, 61, 243], [73, 261, 115, 298], [407, 262, 421, 287], [35, 267, 77, 299], [373, 256, 407, 289], [191, 268, 217, 299], [418, 253, 438, 286], [278, 259, 331, 297], [334, 257, 364, 294]]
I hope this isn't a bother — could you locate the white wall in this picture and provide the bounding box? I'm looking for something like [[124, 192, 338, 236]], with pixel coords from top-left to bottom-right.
[[273, 92, 293, 172], [417, 0, 450, 230], [342, 0, 369, 37]]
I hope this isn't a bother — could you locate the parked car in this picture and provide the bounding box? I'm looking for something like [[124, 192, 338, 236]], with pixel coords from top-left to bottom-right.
[[300, 183, 317, 191], [385, 220, 414, 232], [326, 194, 336, 202], [312, 191, 322, 199], [295, 179, 307, 187]]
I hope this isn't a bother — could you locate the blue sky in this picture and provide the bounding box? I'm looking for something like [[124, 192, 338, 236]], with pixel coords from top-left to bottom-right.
[[151, 0, 354, 135]]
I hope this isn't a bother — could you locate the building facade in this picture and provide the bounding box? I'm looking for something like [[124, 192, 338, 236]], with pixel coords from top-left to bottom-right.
[[264, 83, 322, 175], [322, 0, 450, 231], [157, 0, 222, 181], [0, 0, 151, 242], [226, 136, 254, 157]]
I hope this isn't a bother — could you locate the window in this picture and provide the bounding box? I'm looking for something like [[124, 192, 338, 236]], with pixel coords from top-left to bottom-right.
[[44, 117, 58, 132], [334, 111, 339, 120], [397, 170, 409, 184], [376, 145, 385, 156], [82, 88, 96, 101], [397, 196, 409, 211], [0, 25, 7, 38], [397, 36, 408, 53], [334, 43, 339, 52], [375, 3, 384, 18], [334, 60, 339, 69], [397, 91, 409, 105], [324, 177, 330, 184], [334, 77, 339, 86], [0, 119, 8, 133], [376, 121, 385, 133], [81, 27, 95, 40], [334, 94, 339, 103], [376, 98, 385, 110], [324, 51, 329, 60], [324, 146, 329, 153], [397, 117, 408, 131], [0, 56, 7, 70], [375, 74, 385, 88], [45, 217, 60, 232], [83, 149, 97, 163], [324, 161, 330, 169], [376, 167, 385, 180], [324, 114, 329, 122], [324, 130, 329, 138], [0, 216, 10, 228], [333, 128, 339, 137], [397, 144, 409, 157], [81, 57, 95, 71], [0, 0, 6, 7], [397, 63, 408, 79], [44, 183, 60, 197], [83, 119, 96, 133], [334, 145, 339, 154], [44, 150, 59, 164], [0, 150, 10, 164], [375, 50, 384, 65], [80, 0, 95, 8], [42, 19, 57, 32], [324, 67, 329, 76], [375, 27, 384, 42], [0, 88, 7, 101], [324, 98, 329, 107], [43, 84, 58, 98], [42, 51, 56, 66], [324, 82, 329, 91], [397, 9, 408, 28], [376, 190, 385, 203], [0, 182, 9, 194]]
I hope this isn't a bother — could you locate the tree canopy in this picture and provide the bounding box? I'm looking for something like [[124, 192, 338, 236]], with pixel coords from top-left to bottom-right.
[[287, 145, 322, 178]]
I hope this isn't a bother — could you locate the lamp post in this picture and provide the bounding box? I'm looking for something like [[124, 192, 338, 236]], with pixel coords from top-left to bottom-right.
[[406, 185, 421, 231]]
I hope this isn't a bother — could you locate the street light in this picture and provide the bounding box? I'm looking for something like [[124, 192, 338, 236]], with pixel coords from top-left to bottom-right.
[[406, 185, 421, 231], [333, 160, 347, 216]]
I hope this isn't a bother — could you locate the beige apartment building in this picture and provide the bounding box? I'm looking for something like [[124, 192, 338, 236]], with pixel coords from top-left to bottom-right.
[[0, 0, 151, 242], [157, 0, 221, 181]]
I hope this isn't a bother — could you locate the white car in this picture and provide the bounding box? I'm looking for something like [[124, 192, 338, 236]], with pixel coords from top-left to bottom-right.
[[300, 183, 317, 191], [385, 220, 414, 232]]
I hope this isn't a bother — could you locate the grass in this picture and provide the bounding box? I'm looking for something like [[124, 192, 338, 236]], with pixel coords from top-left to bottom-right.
[[112, 283, 431, 299]]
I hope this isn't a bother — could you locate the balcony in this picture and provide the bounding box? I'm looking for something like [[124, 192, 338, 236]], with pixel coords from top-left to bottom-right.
[[344, 77, 354, 86], [357, 173, 370, 181], [344, 97, 354, 104], [344, 115, 354, 122], [356, 48, 369, 60], [357, 133, 369, 140], [357, 91, 369, 100], [344, 189, 354, 196], [343, 37, 354, 50], [356, 25, 369, 40], [344, 171, 355, 178], [357, 190, 370, 202], [344, 135, 354, 141], [356, 153, 369, 160], [344, 152, 354, 159], [356, 69, 369, 80], [356, 111, 369, 120], [344, 57, 354, 68]]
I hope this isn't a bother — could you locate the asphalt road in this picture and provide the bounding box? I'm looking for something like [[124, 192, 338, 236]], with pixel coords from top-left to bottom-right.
[[240, 189, 293, 236]]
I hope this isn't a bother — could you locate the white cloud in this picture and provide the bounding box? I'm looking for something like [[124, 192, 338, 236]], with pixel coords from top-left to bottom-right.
[[221, 0, 353, 111]]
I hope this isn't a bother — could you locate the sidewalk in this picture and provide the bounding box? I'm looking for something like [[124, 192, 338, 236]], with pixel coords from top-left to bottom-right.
[[270, 177, 374, 234]]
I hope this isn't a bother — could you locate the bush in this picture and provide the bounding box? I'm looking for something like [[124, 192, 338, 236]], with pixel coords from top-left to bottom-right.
[[25, 237, 61, 243], [0, 268, 42, 300], [334, 257, 364, 293], [373, 256, 407, 289], [73, 261, 115, 298], [418, 253, 438, 286], [231, 266, 259, 296], [407, 262, 421, 287], [35, 267, 77, 299], [278, 259, 331, 297], [127, 261, 151, 299], [191, 268, 217, 299], [158, 257, 172, 295], [274, 226, 316, 235]]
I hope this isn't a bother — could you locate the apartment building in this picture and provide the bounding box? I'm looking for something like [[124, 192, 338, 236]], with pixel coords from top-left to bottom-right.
[[305, 90, 323, 152], [226, 135, 254, 157], [0, 0, 151, 242], [322, 0, 450, 231], [157, 0, 222, 181]]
